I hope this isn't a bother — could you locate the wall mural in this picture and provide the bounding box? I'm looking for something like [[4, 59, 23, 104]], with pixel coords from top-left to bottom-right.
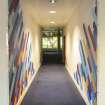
[[9, 31, 35, 105], [8, 1, 35, 105], [74, 0, 97, 105]]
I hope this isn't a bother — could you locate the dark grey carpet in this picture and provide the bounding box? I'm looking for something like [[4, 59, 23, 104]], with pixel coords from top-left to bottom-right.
[[21, 64, 86, 105]]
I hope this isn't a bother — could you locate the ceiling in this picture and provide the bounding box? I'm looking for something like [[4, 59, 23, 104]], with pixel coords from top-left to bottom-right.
[[21, 0, 81, 27]]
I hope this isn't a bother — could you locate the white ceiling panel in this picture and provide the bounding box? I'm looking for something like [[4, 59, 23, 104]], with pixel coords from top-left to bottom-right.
[[21, 0, 81, 27]]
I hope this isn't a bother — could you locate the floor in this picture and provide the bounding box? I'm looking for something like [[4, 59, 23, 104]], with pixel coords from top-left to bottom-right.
[[21, 64, 86, 105]]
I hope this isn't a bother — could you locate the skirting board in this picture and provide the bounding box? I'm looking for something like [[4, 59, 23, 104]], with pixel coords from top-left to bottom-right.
[[65, 64, 90, 105], [16, 64, 41, 105]]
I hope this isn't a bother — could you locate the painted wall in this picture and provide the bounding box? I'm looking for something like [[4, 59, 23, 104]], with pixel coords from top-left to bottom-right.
[[0, 0, 9, 105], [20, 1, 41, 71], [97, 0, 105, 104], [31, 25, 41, 71], [65, 0, 97, 105], [23, 24, 41, 71]]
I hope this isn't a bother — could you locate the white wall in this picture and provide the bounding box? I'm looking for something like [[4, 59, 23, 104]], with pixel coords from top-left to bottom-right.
[[65, 0, 94, 104], [23, 24, 41, 71], [20, 0, 41, 71], [29, 24, 41, 70], [65, 0, 93, 73], [97, 0, 105, 104], [65, 0, 93, 76], [0, 0, 9, 105]]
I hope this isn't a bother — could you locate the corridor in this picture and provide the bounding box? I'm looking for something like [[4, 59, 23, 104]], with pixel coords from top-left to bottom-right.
[[21, 65, 86, 105], [7, 0, 97, 105], [2, 0, 105, 104]]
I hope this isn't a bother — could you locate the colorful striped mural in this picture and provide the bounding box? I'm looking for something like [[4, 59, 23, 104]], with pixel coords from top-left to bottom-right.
[[9, 0, 35, 105], [74, 0, 97, 105]]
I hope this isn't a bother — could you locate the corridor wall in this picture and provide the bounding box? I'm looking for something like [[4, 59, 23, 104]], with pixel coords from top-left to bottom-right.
[[97, 0, 105, 104], [8, 0, 41, 105], [0, 0, 9, 105], [20, 0, 41, 71], [65, 0, 97, 105]]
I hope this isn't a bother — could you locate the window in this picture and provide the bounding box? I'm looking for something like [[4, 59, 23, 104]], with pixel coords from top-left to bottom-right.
[[42, 36, 58, 49]]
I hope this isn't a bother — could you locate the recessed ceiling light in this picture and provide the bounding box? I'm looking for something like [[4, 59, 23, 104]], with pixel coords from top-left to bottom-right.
[[50, 21, 55, 24], [49, 11, 56, 14], [49, 0, 56, 4]]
